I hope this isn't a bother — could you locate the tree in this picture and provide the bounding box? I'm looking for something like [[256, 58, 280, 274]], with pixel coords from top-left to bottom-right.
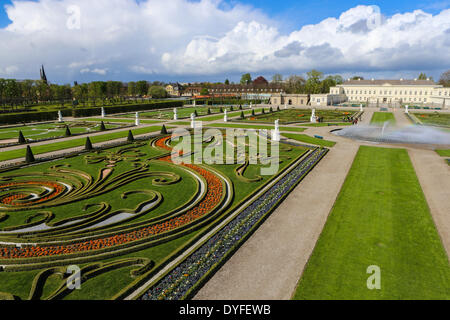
[[351, 76, 364, 80], [161, 125, 168, 134], [18, 131, 26, 144], [272, 74, 283, 83], [240, 73, 252, 85], [85, 137, 93, 151], [285, 75, 306, 94], [418, 73, 428, 80], [127, 130, 135, 142], [224, 79, 230, 85], [128, 82, 137, 96], [25, 145, 35, 163], [65, 125, 72, 137], [305, 70, 324, 94], [148, 86, 168, 99], [439, 70, 450, 87], [200, 88, 209, 95], [136, 81, 149, 96]]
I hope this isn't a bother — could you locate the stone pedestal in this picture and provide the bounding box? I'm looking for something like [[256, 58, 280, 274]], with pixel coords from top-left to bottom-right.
[[135, 112, 140, 126], [272, 119, 280, 142], [191, 113, 196, 129]]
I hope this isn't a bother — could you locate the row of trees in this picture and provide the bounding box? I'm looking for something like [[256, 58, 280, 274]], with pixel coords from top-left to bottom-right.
[[0, 79, 169, 108]]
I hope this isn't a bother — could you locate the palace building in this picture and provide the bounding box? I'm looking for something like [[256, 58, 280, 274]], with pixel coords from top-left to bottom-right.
[[320, 78, 450, 107]]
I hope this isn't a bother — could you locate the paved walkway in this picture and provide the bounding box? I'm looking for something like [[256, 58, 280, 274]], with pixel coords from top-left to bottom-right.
[[195, 107, 450, 300]]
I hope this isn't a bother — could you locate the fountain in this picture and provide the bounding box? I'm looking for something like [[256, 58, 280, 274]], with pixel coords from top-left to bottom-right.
[[174, 108, 178, 121], [101, 107, 106, 118], [191, 113, 196, 129], [333, 122, 450, 146], [310, 109, 317, 123], [58, 111, 63, 123], [224, 110, 228, 122], [135, 112, 140, 126], [272, 120, 280, 142]]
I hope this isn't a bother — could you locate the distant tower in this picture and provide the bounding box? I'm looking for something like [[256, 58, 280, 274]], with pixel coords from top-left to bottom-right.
[[40, 65, 48, 84]]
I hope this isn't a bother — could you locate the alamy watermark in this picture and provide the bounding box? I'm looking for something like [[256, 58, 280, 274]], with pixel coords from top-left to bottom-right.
[[66, 265, 81, 290], [366, 265, 381, 290], [170, 122, 280, 176]]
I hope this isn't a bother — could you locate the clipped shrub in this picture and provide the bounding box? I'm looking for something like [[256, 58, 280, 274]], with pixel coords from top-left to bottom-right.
[[18, 131, 26, 144], [161, 125, 168, 135], [25, 145, 35, 163], [207, 108, 211, 115], [251, 109, 255, 116], [65, 125, 72, 137], [220, 107, 223, 113], [100, 121, 106, 131], [239, 105, 243, 110], [127, 130, 135, 142], [240, 111, 245, 119], [85, 137, 93, 151], [269, 107, 273, 113]]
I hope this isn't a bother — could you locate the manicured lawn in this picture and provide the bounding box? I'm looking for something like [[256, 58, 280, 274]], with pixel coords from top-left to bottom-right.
[[298, 122, 352, 127], [371, 112, 396, 124], [293, 146, 450, 300], [0, 126, 167, 162], [206, 123, 306, 132], [436, 149, 450, 157], [282, 133, 336, 147], [85, 118, 162, 124], [412, 113, 450, 127]]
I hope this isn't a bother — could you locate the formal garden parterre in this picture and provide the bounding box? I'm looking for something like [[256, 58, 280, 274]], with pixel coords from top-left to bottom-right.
[[0, 126, 326, 300]]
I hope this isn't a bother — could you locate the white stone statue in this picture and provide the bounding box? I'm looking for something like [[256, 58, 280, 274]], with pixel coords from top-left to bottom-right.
[[310, 109, 317, 123], [135, 112, 140, 126], [360, 104, 363, 112], [58, 111, 63, 123], [272, 119, 280, 142], [191, 113, 196, 129], [101, 107, 106, 118], [193, 100, 196, 107], [250, 103, 253, 109], [405, 105, 409, 114], [174, 108, 178, 120], [224, 110, 228, 122]]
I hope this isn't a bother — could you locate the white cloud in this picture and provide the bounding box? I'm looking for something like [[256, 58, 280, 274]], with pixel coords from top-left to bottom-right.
[[0, 1, 449, 81]]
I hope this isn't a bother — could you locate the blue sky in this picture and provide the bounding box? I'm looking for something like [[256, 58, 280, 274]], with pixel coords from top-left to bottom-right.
[[0, 0, 449, 83], [2, 0, 449, 29]]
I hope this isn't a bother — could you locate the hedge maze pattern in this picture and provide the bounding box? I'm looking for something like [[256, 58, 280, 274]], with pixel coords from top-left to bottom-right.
[[0, 129, 327, 300]]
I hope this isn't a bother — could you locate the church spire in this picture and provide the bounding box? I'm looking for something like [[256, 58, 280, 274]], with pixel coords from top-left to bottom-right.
[[40, 65, 48, 84]]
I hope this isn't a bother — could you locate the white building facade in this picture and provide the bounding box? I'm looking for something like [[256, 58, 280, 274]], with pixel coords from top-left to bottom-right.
[[328, 79, 450, 108]]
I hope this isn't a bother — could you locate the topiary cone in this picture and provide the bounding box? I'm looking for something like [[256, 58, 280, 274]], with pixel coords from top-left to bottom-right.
[[127, 130, 134, 142], [161, 125, 168, 135], [25, 145, 35, 163], [100, 121, 106, 131], [65, 125, 72, 137], [240, 111, 245, 119], [85, 137, 93, 151], [18, 131, 26, 144]]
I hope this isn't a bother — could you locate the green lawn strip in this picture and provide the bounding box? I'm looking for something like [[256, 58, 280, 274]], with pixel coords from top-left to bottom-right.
[[83, 118, 162, 124], [282, 133, 336, 147], [205, 123, 306, 132], [297, 122, 352, 127], [371, 112, 396, 124], [293, 146, 450, 300], [412, 113, 450, 127], [436, 149, 450, 157], [0, 126, 166, 162], [199, 109, 263, 122]]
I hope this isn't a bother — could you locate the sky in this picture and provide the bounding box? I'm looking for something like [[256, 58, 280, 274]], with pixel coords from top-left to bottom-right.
[[0, 0, 449, 84]]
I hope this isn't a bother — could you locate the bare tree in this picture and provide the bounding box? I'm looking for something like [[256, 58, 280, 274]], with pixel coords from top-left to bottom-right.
[[439, 70, 450, 87]]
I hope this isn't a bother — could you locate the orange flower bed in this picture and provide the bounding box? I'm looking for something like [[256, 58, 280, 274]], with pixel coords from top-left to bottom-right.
[[0, 136, 224, 260], [0, 181, 64, 206]]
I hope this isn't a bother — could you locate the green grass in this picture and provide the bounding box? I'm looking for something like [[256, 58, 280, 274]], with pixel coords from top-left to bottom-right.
[[298, 122, 352, 127], [205, 123, 306, 132], [371, 112, 396, 124], [0, 126, 167, 162], [412, 113, 450, 127], [282, 133, 336, 147], [436, 149, 450, 157], [293, 146, 450, 300], [85, 118, 162, 124]]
